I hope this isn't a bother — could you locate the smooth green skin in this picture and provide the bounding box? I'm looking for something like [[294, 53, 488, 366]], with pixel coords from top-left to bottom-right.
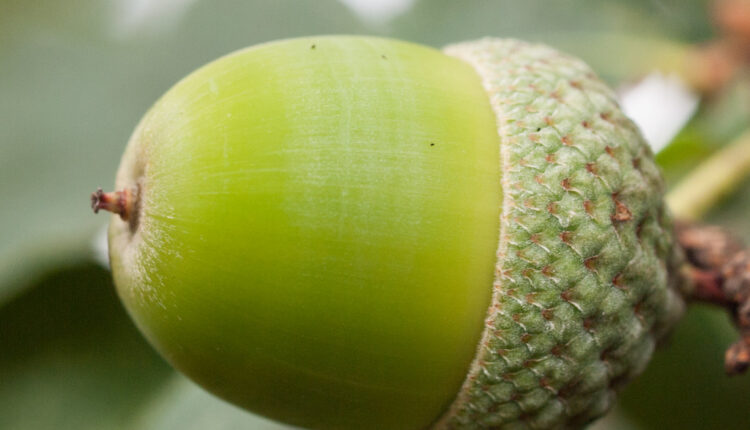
[[109, 36, 501, 430]]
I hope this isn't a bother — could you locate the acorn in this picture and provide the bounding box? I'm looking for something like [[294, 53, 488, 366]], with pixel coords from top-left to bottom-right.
[[93, 36, 689, 429]]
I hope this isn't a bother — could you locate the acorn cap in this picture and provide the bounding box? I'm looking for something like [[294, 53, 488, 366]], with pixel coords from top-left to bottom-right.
[[438, 39, 688, 429]]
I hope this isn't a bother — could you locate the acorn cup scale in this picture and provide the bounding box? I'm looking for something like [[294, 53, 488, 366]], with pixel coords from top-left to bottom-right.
[[96, 36, 687, 429]]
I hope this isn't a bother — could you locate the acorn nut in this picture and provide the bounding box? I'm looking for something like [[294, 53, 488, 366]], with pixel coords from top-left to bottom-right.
[[95, 36, 688, 430]]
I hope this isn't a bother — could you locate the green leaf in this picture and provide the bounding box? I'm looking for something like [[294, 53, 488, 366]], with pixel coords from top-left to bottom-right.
[[392, 0, 707, 46], [617, 305, 750, 430], [0, 264, 171, 430], [130, 375, 296, 430]]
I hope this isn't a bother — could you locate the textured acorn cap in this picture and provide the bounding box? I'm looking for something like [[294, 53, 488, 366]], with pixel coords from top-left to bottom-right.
[[436, 39, 688, 429]]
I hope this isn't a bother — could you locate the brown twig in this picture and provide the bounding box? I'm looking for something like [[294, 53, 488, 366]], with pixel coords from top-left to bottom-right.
[[676, 221, 750, 375]]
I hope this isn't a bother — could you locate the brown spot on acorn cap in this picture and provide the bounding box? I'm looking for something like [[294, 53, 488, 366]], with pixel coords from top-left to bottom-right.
[[612, 193, 633, 222]]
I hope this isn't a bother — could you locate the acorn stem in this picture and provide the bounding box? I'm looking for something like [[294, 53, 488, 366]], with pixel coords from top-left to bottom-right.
[[676, 221, 750, 375], [666, 128, 750, 220], [91, 187, 132, 221]]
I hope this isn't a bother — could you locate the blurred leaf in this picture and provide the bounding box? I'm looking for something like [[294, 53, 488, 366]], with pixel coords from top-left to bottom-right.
[[606, 0, 714, 41], [553, 33, 693, 85], [617, 305, 750, 430], [0, 264, 171, 430], [696, 75, 750, 145], [0, 0, 367, 301], [390, 0, 714, 89], [704, 176, 750, 239], [0, 233, 94, 307], [131, 375, 296, 430], [392, 0, 710, 47], [657, 123, 717, 187]]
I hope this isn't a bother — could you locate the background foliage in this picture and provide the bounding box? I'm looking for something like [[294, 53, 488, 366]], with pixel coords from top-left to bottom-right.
[[1, 1, 748, 429]]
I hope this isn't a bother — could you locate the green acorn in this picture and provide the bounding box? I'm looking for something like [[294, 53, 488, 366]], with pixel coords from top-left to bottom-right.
[[94, 36, 689, 429]]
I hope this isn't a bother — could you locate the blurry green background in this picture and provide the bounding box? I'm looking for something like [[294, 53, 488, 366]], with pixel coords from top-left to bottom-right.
[[1, 0, 749, 429]]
